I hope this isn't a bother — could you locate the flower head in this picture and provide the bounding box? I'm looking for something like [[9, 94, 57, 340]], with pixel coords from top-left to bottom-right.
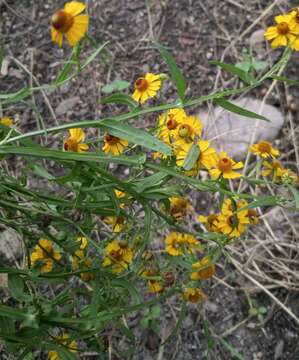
[[165, 232, 200, 256], [51, 2, 89, 47], [141, 269, 164, 294], [190, 256, 215, 281], [217, 199, 250, 238], [249, 140, 279, 159], [102, 133, 128, 155], [0, 117, 13, 127], [48, 333, 77, 360], [182, 288, 206, 303], [158, 108, 186, 144], [132, 73, 162, 104], [64, 128, 89, 152], [209, 152, 243, 180], [264, 14, 297, 48], [105, 216, 125, 233], [30, 239, 61, 273], [169, 196, 191, 221], [173, 115, 203, 145], [102, 240, 133, 274], [197, 214, 220, 232]]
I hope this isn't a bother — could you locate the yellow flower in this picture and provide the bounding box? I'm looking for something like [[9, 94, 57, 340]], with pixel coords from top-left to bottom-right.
[[176, 140, 217, 170], [48, 333, 77, 360], [247, 209, 259, 225], [102, 133, 128, 155], [64, 128, 89, 152], [173, 115, 203, 145], [249, 140, 279, 159], [0, 117, 13, 127], [30, 239, 61, 273], [264, 14, 297, 48], [51, 1, 89, 47], [102, 240, 133, 274], [190, 256, 215, 281], [182, 288, 206, 303], [164, 232, 199, 256], [209, 152, 243, 180], [261, 160, 286, 181], [157, 108, 186, 144], [289, 8, 299, 32], [105, 216, 125, 233], [169, 196, 191, 221], [197, 214, 220, 232], [141, 269, 164, 294], [132, 73, 162, 104], [217, 199, 250, 238]]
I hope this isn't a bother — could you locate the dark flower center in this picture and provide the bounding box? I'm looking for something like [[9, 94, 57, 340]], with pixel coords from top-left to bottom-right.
[[218, 157, 232, 172], [277, 22, 289, 35], [135, 77, 148, 92], [105, 134, 120, 145], [52, 11, 74, 33], [257, 140, 271, 153]]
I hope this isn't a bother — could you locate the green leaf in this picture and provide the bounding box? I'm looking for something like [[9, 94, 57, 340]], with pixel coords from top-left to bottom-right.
[[235, 61, 251, 73], [101, 93, 138, 109], [80, 42, 109, 71], [214, 98, 269, 121], [55, 49, 78, 85], [183, 143, 200, 171], [100, 119, 172, 155], [8, 274, 30, 302], [218, 338, 245, 360], [287, 184, 299, 209], [252, 60, 268, 71], [101, 80, 130, 94], [0, 146, 147, 166], [241, 196, 282, 210], [0, 87, 31, 105], [270, 75, 299, 86], [154, 42, 186, 101], [211, 60, 255, 85]]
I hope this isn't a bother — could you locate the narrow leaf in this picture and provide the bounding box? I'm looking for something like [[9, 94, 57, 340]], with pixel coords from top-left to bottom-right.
[[102, 93, 138, 109], [101, 80, 130, 94], [154, 42, 186, 101], [211, 60, 255, 85], [100, 119, 172, 155], [183, 143, 200, 171], [214, 98, 269, 121]]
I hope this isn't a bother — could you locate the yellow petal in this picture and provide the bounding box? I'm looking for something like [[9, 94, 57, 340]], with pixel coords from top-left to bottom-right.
[[232, 161, 244, 170], [209, 168, 221, 180], [223, 171, 241, 179], [271, 35, 287, 48], [264, 26, 278, 40], [145, 73, 160, 82], [78, 143, 89, 152], [69, 128, 85, 142], [64, 1, 86, 16], [132, 90, 141, 103], [51, 27, 63, 47]]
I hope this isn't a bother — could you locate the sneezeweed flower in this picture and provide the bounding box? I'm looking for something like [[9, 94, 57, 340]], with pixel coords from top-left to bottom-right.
[[174, 115, 203, 145], [169, 196, 192, 221], [105, 215, 125, 233], [64, 128, 89, 152], [217, 199, 250, 238], [209, 152, 243, 180], [261, 160, 285, 180], [30, 239, 61, 273], [264, 14, 297, 49], [48, 333, 77, 360], [176, 140, 217, 170], [132, 73, 162, 104], [102, 240, 133, 274], [102, 133, 128, 155], [190, 256, 215, 281], [141, 269, 164, 294], [182, 288, 206, 303], [164, 232, 199, 256], [197, 214, 220, 232], [0, 117, 13, 127], [158, 108, 186, 144], [249, 140, 279, 159], [51, 2, 89, 47]]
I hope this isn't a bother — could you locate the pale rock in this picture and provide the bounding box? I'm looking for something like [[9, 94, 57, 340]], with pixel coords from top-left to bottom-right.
[[0, 228, 22, 261], [198, 97, 284, 160], [56, 96, 80, 116]]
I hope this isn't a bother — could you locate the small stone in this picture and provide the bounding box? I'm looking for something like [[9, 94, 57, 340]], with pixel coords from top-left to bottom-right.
[[198, 97, 284, 160], [274, 340, 284, 360], [0, 228, 22, 261], [56, 96, 80, 116]]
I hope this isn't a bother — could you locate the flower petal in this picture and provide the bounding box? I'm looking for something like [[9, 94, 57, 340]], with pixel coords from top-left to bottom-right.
[[64, 1, 86, 16]]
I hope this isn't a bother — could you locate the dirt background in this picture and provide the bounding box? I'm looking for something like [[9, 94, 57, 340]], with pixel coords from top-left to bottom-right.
[[1, 0, 299, 359]]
